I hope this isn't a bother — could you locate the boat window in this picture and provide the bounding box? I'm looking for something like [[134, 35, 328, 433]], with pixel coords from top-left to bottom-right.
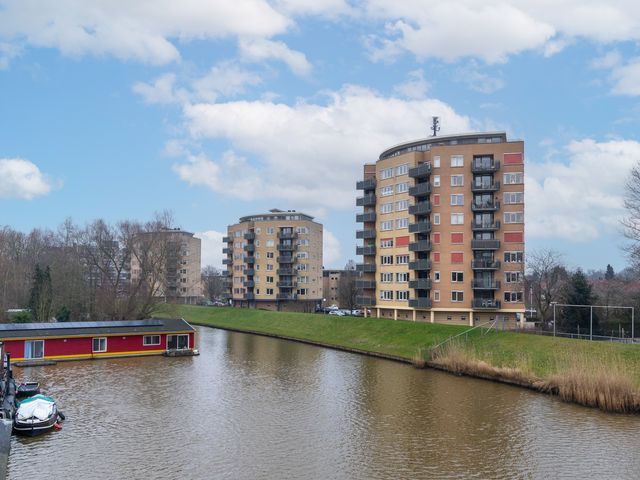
[[24, 340, 44, 359], [92, 337, 107, 353], [143, 335, 161, 346]]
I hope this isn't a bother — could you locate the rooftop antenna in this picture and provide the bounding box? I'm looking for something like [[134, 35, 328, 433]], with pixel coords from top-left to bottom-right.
[[430, 116, 440, 137]]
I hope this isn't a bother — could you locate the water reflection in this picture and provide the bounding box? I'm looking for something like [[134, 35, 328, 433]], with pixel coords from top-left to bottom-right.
[[7, 326, 640, 479]]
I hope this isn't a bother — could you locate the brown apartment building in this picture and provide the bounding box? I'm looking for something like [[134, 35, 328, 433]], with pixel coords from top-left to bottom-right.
[[223, 209, 323, 312], [356, 132, 525, 326]]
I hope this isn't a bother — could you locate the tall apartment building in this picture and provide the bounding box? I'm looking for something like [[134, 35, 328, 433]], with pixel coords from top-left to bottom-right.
[[223, 209, 323, 312], [356, 132, 525, 326]]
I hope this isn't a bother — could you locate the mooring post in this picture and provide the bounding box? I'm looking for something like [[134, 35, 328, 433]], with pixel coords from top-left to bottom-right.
[[553, 303, 556, 337], [632, 307, 635, 341], [590, 306, 593, 341]]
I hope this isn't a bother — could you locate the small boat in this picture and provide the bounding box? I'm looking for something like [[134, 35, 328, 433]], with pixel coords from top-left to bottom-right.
[[13, 394, 59, 436], [16, 382, 40, 400]]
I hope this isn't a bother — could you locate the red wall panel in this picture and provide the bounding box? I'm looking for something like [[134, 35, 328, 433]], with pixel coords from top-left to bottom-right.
[[451, 252, 464, 263], [395, 235, 410, 247], [451, 233, 464, 244], [504, 231, 524, 243], [504, 153, 523, 165]]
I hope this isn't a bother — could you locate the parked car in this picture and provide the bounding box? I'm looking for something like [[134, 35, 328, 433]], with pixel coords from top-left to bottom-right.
[[351, 309, 362, 316], [329, 310, 345, 316]]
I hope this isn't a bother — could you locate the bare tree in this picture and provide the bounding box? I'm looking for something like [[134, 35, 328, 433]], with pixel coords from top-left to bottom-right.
[[337, 262, 360, 311], [526, 249, 568, 323], [202, 265, 225, 301]]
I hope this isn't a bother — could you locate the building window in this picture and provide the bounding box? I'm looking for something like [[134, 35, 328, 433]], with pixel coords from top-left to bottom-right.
[[297, 288, 308, 295], [92, 337, 107, 353], [380, 168, 394, 179], [296, 227, 309, 234], [504, 212, 524, 224], [433, 156, 440, 168], [266, 252, 274, 259], [433, 175, 440, 187], [504, 252, 524, 263], [267, 227, 274, 235], [396, 290, 409, 301], [451, 291, 464, 302], [433, 290, 440, 302], [381, 255, 393, 265], [380, 185, 394, 196], [143, 335, 161, 346], [381, 203, 393, 214], [381, 272, 393, 282], [504, 192, 524, 204], [266, 288, 274, 295], [450, 175, 464, 187], [450, 194, 464, 206], [396, 182, 409, 194], [266, 240, 275, 247], [380, 290, 393, 300], [451, 272, 464, 282], [380, 238, 394, 248], [451, 155, 464, 167], [298, 276, 308, 283], [396, 200, 409, 211], [451, 213, 464, 225], [396, 255, 409, 264], [396, 272, 409, 282], [266, 264, 274, 271], [505, 271, 524, 283], [381, 220, 393, 231], [396, 218, 409, 229], [504, 172, 524, 184], [504, 291, 523, 303], [296, 252, 309, 259], [433, 213, 441, 225], [266, 276, 274, 283], [396, 164, 409, 176]]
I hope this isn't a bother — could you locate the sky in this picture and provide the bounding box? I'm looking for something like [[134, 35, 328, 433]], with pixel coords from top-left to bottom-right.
[[2, 1, 640, 272]]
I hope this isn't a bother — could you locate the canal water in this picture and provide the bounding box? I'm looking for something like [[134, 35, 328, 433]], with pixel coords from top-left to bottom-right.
[[7, 326, 640, 479]]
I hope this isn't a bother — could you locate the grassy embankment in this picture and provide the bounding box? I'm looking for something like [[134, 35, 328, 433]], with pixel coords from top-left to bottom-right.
[[159, 305, 640, 413]]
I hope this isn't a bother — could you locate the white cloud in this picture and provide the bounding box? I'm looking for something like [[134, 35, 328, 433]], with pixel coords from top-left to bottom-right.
[[0, 0, 290, 65], [323, 229, 341, 267], [0, 158, 55, 200], [133, 73, 182, 104], [392, 69, 430, 99], [195, 230, 225, 269], [175, 85, 472, 212], [191, 62, 262, 102], [527, 138, 640, 241], [455, 61, 504, 94], [0, 42, 20, 69], [239, 38, 312, 76]]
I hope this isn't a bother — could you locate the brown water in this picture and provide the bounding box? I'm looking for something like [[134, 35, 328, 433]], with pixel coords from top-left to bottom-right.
[[7, 326, 640, 479]]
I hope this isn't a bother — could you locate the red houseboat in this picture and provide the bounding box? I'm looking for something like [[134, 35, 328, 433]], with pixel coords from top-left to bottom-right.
[[0, 319, 195, 362]]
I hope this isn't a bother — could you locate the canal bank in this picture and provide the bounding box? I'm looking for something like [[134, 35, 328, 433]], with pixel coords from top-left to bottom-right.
[[159, 305, 640, 413]]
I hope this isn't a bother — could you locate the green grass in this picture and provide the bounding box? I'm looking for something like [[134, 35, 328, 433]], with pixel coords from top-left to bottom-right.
[[158, 305, 640, 386]]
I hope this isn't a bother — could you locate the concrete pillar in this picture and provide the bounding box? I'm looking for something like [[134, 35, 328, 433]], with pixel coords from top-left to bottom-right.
[[394, 309, 398, 321], [376, 308, 380, 318], [430, 310, 435, 323], [412, 310, 416, 322], [469, 310, 474, 327]]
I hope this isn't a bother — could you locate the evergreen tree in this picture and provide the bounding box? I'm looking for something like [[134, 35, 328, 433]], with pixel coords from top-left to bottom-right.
[[562, 269, 597, 333], [28, 264, 53, 322], [605, 264, 615, 280]]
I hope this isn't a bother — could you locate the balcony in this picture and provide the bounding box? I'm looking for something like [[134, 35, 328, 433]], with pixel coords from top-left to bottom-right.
[[356, 229, 376, 240], [245, 257, 255, 264], [277, 231, 297, 240], [356, 178, 376, 190], [356, 211, 376, 223], [277, 293, 298, 301], [222, 258, 232, 265], [277, 281, 297, 288], [409, 182, 431, 197], [277, 244, 295, 251], [225, 270, 233, 277], [356, 245, 376, 256], [244, 232, 255, 240], [409, 279, 432, 290], [409, 240, 432, 252], [409, 298, 433, 309], [471, 260, 501, 270], [356, 280, 376, 289], [409, 260, 432, 271], [243, 293, 255, 301], [357, 296, 376, 306], [222, 247, 231, 254], [243, 269, 255, 276], [277, 256, 295, 264], [409, 221, 432, 234], [243, 244, 255, 252], [472, 299, 502, 309], [471, 160, 500, 173], [356, 194, 376, 207], [277, 268, 295, 276], [471, 220, 501, 231], [222, 236, 231, 243], [471, 201, 500, 212], [356, 263, 376, 273], [409, 201, 431, 216], [471, 239, 501, 250], [471, 181, 500, 192], [408, 163, 432, 178], [243, 280, 255, 288], [472, 280, 501, 290]]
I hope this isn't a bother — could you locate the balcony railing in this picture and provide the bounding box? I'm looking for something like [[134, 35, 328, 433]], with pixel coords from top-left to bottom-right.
[[277, 244, 295, 251], [356, 263, 376, 273], [471, 160, 500, 173], [277, 293, 298, 301], [409, 260, 432, 271], [222, 236, 231, 243], [225, 270, 233, 277], [409, 201, 431, 216], [244, 232, 255, 240], [243, 293, 255, 300], [356, 211, 376, 223], [356, 194, 376, 207], [277, 231, 297, 240], [356, 178, 376, 191], [409, 241, 432, 252], [409, 298, 433, 309], [222, 258, 232, 265], [472, 299, 501, 309], [245, 257, 255, 264], [409, 182, 431, 196], [471, 181, 500, 192], [243, 280, 255, 288], [471, 220, 501, 231], [277, 281, 297, 288], [243, 269, 255, 276], [277, 269, 295, 276], [471, 280, 501, 290], [222, 247, 231, 254], [408, 163, 432, 178], [243, 244, 255, 252], [471, 201, 500, 212], [471, 260, 501, 270], [471, 239, 501, 250], [356, 229, 376, 240], [277, 256, 295, 264], [356, 245, 376, 256], [409, 279, 432, 290], [356, 280, 376, 289], [409, 221, 432, 234], [357, 296, 376, 306]]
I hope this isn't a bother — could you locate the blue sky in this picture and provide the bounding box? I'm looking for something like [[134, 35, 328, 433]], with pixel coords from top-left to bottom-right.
[[2, 1, 640, 272]]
